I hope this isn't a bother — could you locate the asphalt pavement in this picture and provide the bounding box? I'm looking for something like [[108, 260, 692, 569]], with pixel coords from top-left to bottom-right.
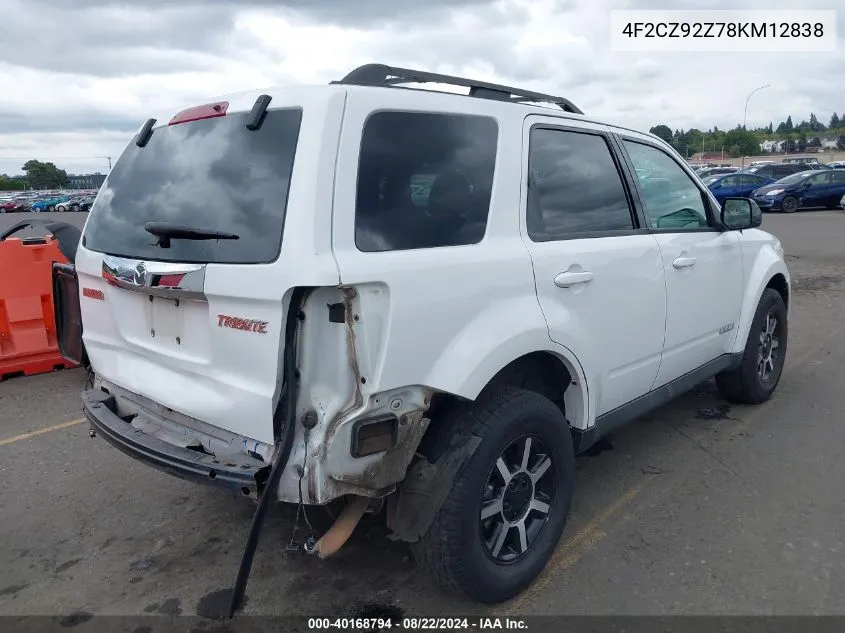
[[1, 210, 844, 620]]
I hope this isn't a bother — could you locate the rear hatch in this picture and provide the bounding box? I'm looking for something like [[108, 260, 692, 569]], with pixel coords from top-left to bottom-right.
[[66, 91, 341, 445]]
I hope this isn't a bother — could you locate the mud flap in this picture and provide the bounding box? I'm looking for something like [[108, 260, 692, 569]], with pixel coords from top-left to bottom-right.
[[388, 434, 482, 543], [52, 262, 88, 367]]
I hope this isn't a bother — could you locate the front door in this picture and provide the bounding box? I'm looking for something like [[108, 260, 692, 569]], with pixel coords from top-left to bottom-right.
[[619, 136, 744, 387], [521, 119, 667, 416]]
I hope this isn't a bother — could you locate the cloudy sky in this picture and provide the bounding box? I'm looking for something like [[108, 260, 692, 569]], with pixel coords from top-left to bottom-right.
[[1, 0, 842, 176]]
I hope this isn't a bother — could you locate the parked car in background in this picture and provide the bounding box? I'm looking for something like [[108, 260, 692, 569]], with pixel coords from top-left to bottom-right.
[[0, 196, 22, 213], [30, 194, 71, 212], [704, 172, 775, 204], [783, 157, 819, 165], [752, 169, 845, 212], [696, 166, 737, 178], [826, 161, 845, 170], [740, 163, 808, 180], [805, 163, 833, 170], [56, 195, 95, 212]]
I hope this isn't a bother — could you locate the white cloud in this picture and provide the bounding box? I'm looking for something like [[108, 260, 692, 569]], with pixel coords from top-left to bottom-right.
[[1, 0, 842, 176]]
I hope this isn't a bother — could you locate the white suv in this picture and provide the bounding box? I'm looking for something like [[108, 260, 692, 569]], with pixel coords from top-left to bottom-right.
[[53, 64, 790, 610]]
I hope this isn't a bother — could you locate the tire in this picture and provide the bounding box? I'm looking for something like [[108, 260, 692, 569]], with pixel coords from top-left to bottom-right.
[[716, 288, 788, 405], [47, 205, 55, 212], [56, 205, 65, 212], [71, 204, 79, 212], [781, 196, 798, 213], [412, 387, 575, 604]]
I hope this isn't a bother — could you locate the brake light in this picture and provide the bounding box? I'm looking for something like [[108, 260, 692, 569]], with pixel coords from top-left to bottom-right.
[[169, 101, 229, 126], [156, 274, 185, 287]]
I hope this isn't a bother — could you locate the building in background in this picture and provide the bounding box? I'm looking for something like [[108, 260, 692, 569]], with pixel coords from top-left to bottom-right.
[[67, 173, 107, 189]]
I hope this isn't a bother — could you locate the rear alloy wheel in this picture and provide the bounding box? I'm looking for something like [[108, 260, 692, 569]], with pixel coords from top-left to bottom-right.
[[71, 204, 79, 212], [716, 288, 788, 404], [56, 205, 65, 212], [47, 205, 55, 212], [412, 387, 575, 604], [781, 196, 798, 213]]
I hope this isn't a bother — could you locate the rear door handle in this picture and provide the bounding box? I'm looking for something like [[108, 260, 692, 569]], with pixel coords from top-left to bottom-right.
[[672, 256, 697, 269], [554, 271, 594, 288]]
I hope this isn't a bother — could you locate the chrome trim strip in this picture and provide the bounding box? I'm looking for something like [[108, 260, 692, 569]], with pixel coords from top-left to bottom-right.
[[102, 254, 207, 302]]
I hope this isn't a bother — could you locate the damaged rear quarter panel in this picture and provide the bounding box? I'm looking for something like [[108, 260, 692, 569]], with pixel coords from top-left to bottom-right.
[[275, 284, 433, 504]]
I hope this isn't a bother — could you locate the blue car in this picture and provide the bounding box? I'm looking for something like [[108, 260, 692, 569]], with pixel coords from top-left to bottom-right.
[[703, 172, 775, 204], [751, 169, 845, 213]]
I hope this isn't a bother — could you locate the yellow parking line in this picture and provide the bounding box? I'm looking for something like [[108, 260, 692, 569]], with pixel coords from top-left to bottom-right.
[[0, 418, 86, 447]]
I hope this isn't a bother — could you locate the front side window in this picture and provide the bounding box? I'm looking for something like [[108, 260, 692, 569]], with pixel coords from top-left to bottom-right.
[[354, 111, 498, 252], [526, 128, 634, 240], [624, 141, 710, 231], [808, 171, 832, 185]]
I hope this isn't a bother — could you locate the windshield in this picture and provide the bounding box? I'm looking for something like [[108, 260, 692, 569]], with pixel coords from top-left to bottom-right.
[[82, 108, 303, 264], [772, 172, 811, 186]]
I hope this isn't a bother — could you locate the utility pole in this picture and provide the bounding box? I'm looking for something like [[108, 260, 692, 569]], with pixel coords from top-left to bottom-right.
[[742, 84, 770, 169], [107, 156, 112, 170]]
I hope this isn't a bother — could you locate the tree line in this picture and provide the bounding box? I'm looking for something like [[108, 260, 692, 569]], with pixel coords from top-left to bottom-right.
[[0, 160, 69, 190], [649, 112, 845, 159]]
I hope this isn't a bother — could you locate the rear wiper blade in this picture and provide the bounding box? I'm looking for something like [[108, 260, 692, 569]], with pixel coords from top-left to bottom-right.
[[144, 221, 239, 248]]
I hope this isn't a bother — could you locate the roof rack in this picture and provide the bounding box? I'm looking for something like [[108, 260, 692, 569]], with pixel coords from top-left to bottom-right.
[[333, 63, 583, 115]]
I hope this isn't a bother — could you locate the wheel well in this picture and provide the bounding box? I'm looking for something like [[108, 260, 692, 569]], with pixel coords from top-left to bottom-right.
[[766, 273, 789, 310], [418, 352, 578, 461]]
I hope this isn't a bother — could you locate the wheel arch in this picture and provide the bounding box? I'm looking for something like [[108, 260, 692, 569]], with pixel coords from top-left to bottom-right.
[[731, 251, 791, 355]]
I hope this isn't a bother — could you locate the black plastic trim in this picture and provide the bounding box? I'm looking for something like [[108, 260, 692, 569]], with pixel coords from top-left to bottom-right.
[[136, 118, 157, 148], [336, 63, 583, 114], [245, 94, 272, 131], [82, 389, 264, 495], [571, 352, 743, 454]]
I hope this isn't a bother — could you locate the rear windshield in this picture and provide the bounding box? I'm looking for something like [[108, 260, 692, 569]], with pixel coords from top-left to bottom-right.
[[82, 108, 303, 264]]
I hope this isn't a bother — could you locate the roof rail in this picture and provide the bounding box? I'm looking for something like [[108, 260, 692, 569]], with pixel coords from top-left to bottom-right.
[[333, 63, 583, 115]]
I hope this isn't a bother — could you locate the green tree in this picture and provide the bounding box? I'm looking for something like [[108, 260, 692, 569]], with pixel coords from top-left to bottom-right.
[[723, 127, 760, 157], [831, 112, 841, 128], [648, 124, 673, 144], [808, 113, 824, 132], [21, 159, 68, 189], [0, 174, 27, 190]]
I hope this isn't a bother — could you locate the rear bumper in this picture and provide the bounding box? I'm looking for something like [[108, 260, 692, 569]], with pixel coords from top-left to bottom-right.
[[82, 388, 268, 497]]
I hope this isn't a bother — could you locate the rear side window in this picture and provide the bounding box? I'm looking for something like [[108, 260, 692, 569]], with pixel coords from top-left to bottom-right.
[[83, 108, 303, 264], [354, 111, 498, 252], [526, 128, 634, 240]]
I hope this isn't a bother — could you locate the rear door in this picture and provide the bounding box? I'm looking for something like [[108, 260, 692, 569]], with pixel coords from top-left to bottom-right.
[[74, 91, 343, 445], [520, 118, 667, 416]]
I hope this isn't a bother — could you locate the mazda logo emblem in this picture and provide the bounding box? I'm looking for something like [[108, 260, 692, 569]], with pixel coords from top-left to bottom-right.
[[133, 262, 148, 286]]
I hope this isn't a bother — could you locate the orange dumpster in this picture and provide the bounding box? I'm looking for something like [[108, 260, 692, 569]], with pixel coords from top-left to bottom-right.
[[0, 225, 79, 380]]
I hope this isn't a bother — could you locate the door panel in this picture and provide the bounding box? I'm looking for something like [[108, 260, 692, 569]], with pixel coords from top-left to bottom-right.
[[620, 137, 743, 386], [522, 120, 667, 416], [651, 231, 743, 385]]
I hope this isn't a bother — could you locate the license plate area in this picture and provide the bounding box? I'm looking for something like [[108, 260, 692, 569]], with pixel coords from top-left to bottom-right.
[[148, 295, 182, 343]]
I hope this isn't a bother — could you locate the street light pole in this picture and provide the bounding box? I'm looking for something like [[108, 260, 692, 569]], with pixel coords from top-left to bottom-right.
[[742, 83, 770, 169]]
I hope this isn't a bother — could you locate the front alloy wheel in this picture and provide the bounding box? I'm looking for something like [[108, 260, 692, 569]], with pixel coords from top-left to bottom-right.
[[757, 312, 781, 384]]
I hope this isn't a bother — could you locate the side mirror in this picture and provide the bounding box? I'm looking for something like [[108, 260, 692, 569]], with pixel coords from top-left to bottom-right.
[[721, 197, 762, 231]]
